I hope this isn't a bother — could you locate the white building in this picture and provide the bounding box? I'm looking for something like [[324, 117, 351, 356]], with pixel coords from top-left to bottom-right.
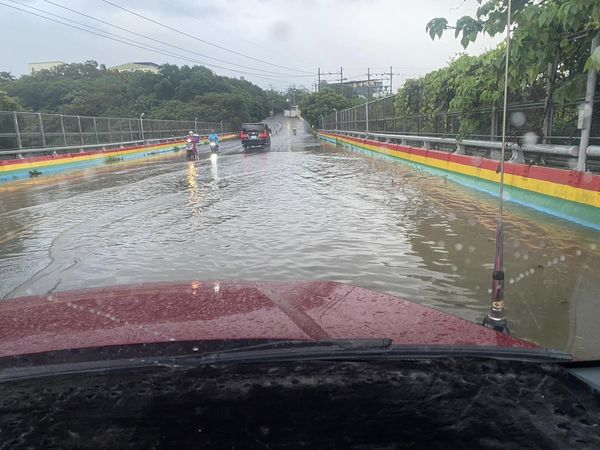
[[109, 62, 160, 73], [28, 61, 65, 74]]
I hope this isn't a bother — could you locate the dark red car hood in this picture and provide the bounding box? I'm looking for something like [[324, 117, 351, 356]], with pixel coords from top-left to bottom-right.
[[0, 280, 535, 358]]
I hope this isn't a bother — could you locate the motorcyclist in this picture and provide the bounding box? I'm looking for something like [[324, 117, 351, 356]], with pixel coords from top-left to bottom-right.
[[189, 130, 200, 159], [208, 129, 219, 152]]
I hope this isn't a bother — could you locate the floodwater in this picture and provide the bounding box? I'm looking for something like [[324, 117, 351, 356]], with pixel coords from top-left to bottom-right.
[[1, 116, 599, 359]]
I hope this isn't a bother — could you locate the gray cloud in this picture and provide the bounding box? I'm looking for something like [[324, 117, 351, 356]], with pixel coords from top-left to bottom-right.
[[0, 0, 499, 90]]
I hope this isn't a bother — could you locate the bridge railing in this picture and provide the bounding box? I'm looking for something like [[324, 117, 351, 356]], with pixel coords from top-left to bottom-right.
[[321, 95, 600, 171], [322, 95, 600, 145], [0, 110, 231, 159], [320, 129, 600, 172]]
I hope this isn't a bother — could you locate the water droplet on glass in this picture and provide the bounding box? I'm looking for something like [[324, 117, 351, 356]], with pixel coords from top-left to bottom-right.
[[454, 243, 463, 251], [468, 245, 475, 253], [514, 252, 521, 259], [510, 111, 526, 127], [591, 243, 597, 251], [451, 265, 458, 272], [523, 131, 538, 145], [559, 255, 565, 262], [566, 159, 578, 169], [192, 347, 199, 352], [522, 254, 529, 261], [582, 172, 594, 184], [575, 249, 582, 256]]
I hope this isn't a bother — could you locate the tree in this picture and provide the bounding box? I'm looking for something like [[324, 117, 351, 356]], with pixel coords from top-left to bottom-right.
[[426, 0, 600, 138], [300, 89, 356, 127], [0, 71, 15, 83], [2, 62, 274, 127], [0, 90, 21, 110]]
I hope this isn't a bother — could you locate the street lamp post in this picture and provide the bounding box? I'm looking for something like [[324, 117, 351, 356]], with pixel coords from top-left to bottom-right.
[[320, 114, 324, 130], [333, 108, 338, 130], [194, 117, 198, 134], [139, 112, 145, 143]]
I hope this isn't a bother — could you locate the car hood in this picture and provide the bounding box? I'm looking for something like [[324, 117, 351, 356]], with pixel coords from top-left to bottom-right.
[[0, 280, 536, 357]]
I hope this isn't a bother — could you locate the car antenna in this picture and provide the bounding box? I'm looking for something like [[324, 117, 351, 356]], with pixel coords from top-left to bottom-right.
[[483, 0, 512, 334]]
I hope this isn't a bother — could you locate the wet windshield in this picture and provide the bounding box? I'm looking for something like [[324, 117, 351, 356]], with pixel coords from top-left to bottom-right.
[[0, 1, 599, 362]]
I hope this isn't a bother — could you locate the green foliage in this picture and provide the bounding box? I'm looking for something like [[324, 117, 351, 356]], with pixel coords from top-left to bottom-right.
[[426, 0, 600, 82], [0, 90, 21, 111], [394, 51, 505, 137], [2, 62, 288, 129], [299, 89, 358, 127], [0, 72, 15, 82], [423, 0, 600, 138]]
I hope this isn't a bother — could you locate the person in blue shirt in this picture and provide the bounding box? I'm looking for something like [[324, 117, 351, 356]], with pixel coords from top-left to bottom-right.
[[208, 129, 219, 153]]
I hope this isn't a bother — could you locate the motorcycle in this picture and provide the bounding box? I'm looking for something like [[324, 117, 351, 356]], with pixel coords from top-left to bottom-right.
[[292, 128, 297, 135], [209, 141, 219, 154], [185, 139, 196, 160]]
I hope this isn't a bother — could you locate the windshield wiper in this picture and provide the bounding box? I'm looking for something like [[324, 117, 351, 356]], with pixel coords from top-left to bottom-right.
[[0, 340, 572, 383]]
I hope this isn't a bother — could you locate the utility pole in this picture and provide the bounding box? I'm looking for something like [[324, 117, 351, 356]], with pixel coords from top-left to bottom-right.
[[317, 67, 321, 92], [373, 67, 401, 96], [367, 68, 371, 101], [340, 66, 344, 97], [576, 32, 599, 172], [139, 112, 145, 142]]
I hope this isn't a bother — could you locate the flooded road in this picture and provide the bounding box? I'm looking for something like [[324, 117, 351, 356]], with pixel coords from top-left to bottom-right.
[[1, 116, 600, 359]]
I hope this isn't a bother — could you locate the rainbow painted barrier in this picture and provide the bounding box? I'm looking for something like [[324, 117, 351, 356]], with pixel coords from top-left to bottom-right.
[[318, 131, 600, 231], [0, 133, 238, 184]]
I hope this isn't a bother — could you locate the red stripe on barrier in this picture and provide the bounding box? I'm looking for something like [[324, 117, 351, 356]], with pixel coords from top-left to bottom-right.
[[326, 133, 600, 193]]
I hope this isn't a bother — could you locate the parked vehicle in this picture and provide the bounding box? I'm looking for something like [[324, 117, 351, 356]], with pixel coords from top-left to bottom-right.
[[240, 123, 271, 149]]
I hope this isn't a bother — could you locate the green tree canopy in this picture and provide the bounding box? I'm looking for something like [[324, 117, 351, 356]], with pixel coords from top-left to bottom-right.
[[300, 89, 361, 127], [0, 90, 21, 111], [426, 0, 600, 98], [0, 62, 288, 129]]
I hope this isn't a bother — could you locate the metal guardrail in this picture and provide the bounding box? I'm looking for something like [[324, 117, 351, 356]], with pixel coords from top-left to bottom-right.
[[0, 136, 185, 159], [321, 129, 600, 164], [0, 110, 231, 155]]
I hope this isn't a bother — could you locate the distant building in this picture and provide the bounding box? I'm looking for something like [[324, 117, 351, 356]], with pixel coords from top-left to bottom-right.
[[320, 78, 388, 98], [28, 61, 65, 74], [109, 62, 160, 73]]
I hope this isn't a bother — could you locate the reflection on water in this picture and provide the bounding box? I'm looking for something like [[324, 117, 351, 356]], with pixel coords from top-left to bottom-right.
[[1, 118, 600, 359], [210, 153, 219, 183]]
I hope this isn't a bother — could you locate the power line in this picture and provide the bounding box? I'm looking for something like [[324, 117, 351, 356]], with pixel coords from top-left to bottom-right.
[[0, 2, 303, 85], [101, 0, 314, 75], [36, 0, 315, 78]]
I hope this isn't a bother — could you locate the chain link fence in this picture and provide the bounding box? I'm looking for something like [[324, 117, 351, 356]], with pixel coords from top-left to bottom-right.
[[0, 111, 230, 155], [322, 95, 600, 146]]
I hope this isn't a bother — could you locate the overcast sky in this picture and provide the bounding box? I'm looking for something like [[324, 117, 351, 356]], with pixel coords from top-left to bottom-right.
[[0, 0, 499, 91]]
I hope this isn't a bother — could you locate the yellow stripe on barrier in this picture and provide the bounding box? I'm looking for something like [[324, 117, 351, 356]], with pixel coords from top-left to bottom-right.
[[332, 135, 600, 209]]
